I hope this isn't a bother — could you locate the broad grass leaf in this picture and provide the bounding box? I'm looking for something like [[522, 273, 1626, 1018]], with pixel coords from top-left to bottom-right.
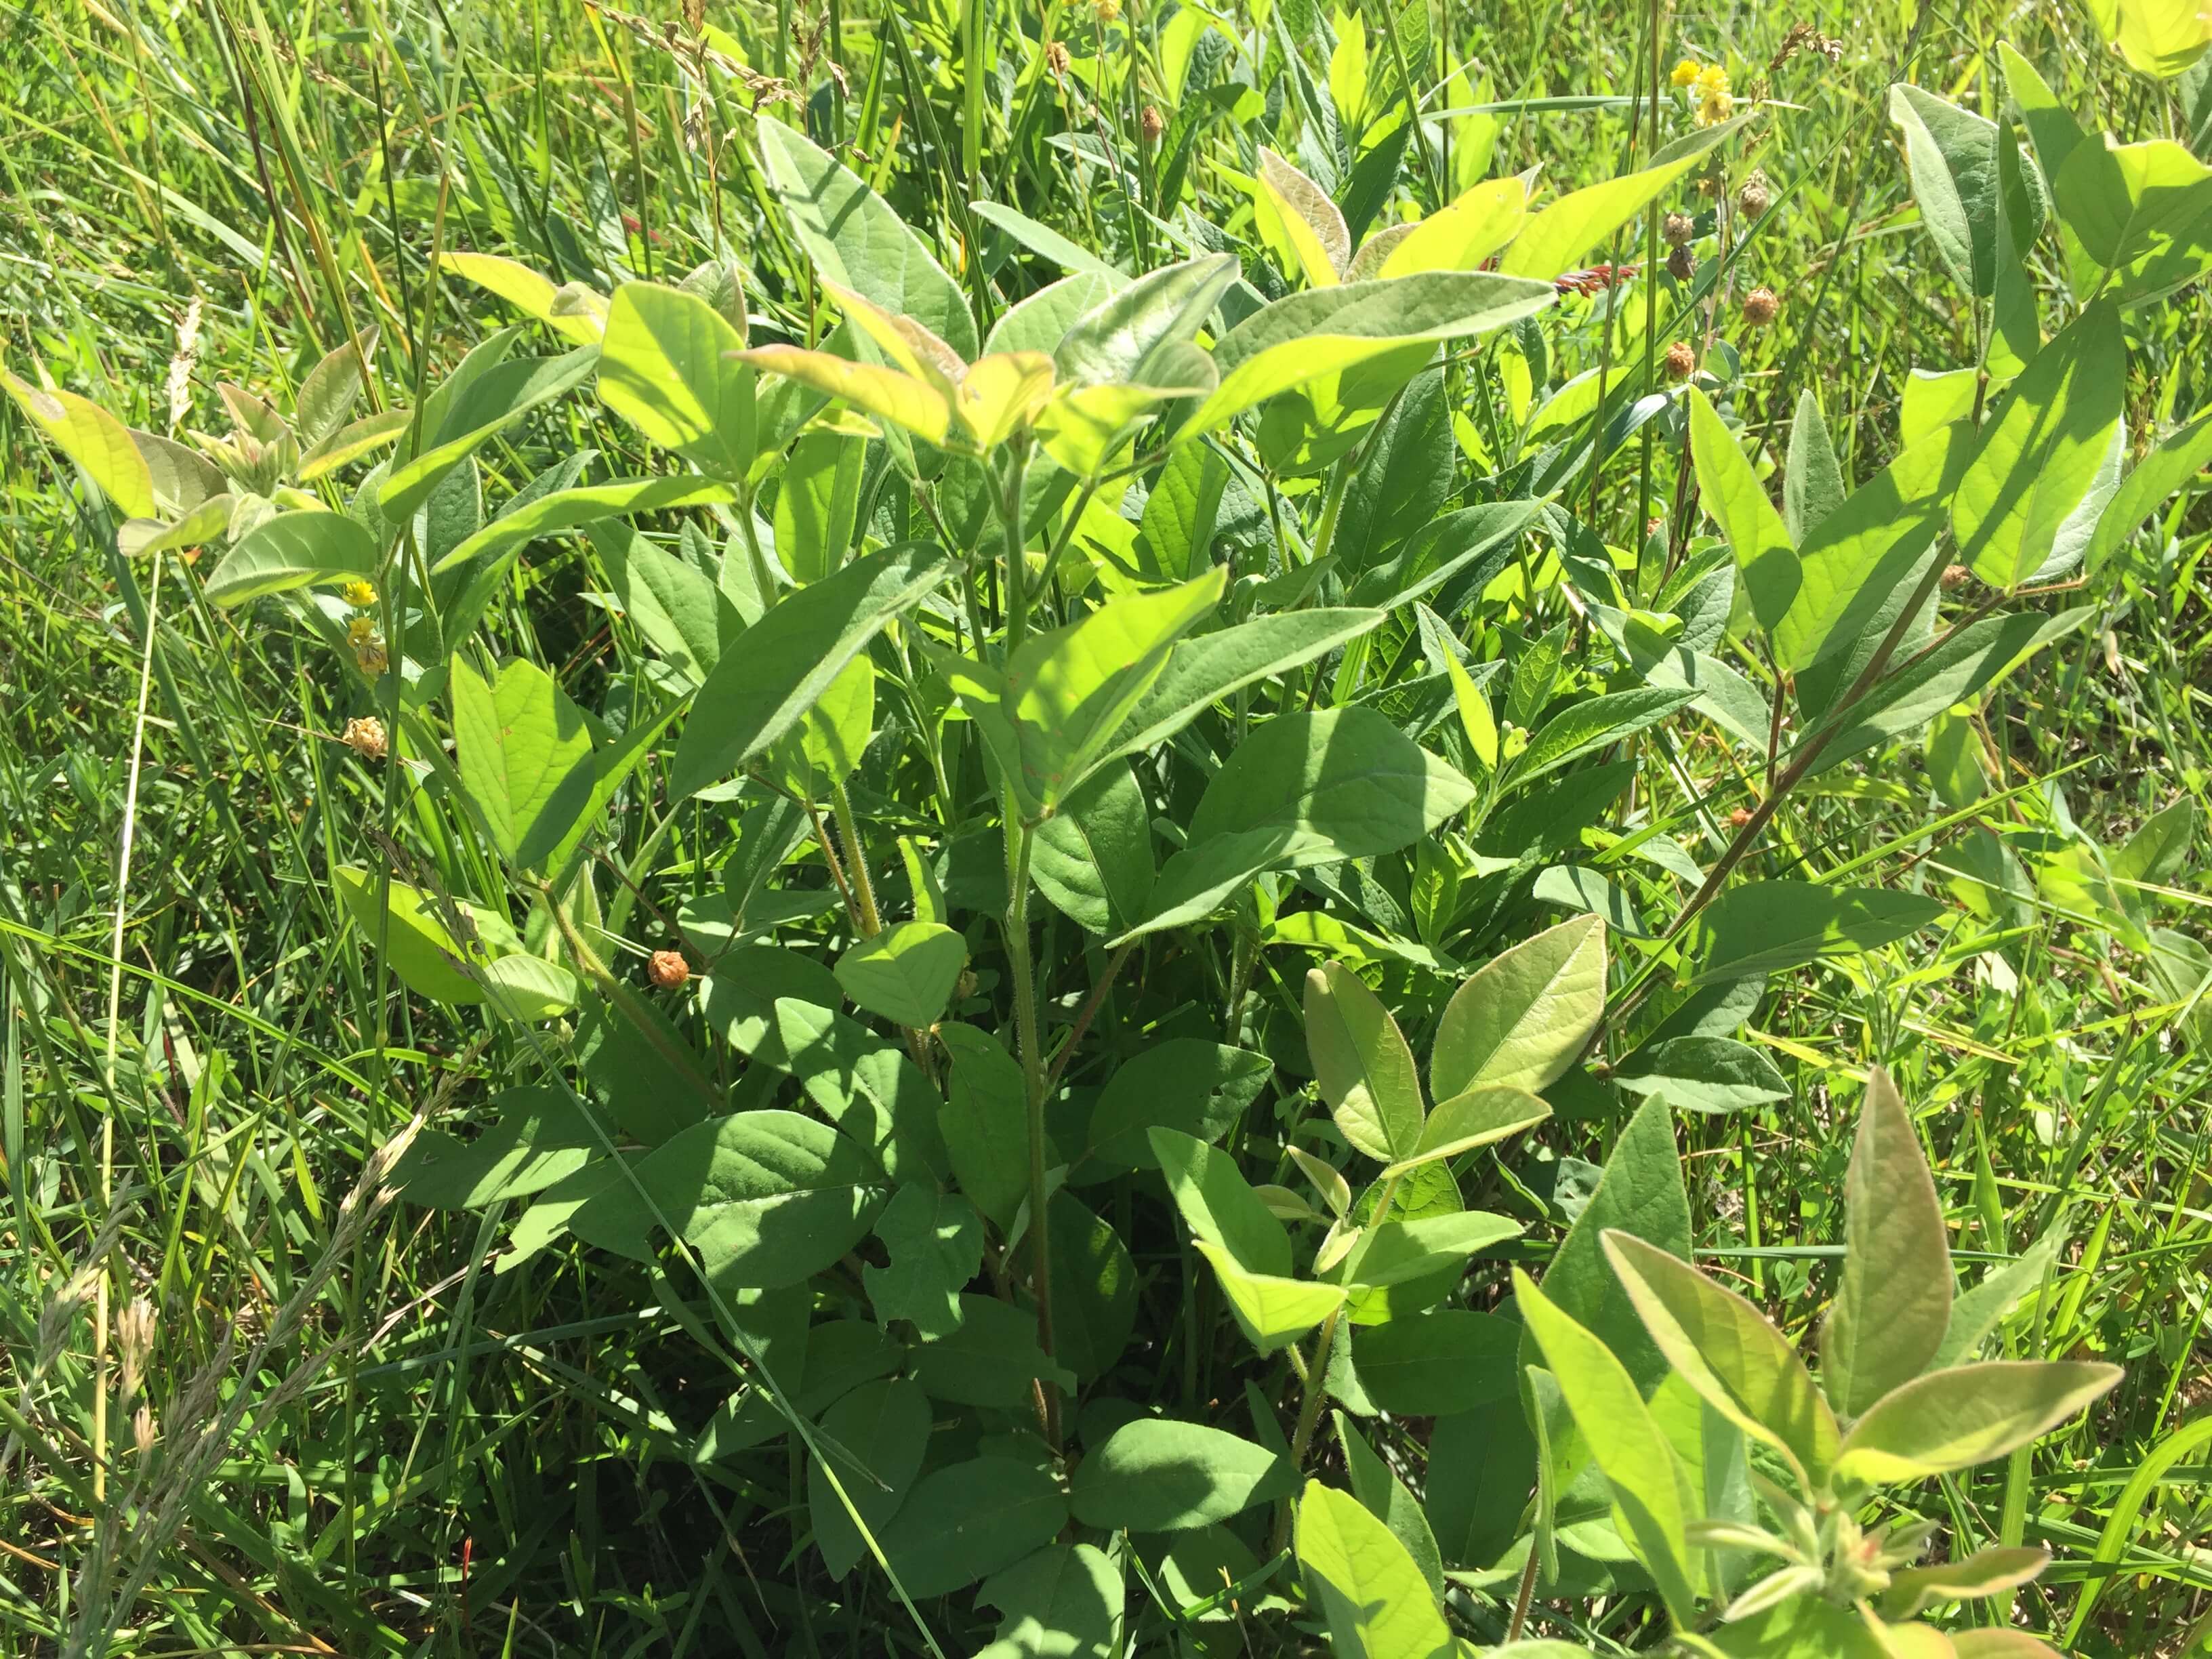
[[1819, 1069, 1952, 1418], [1304, 961, 1423, 1163], [205, 510, 377, 605], [1351, 1308, 1519, 1414], [1951, 300, 2125, 588], [1830, 1359, 2121, 1483], [333, 866, 489, 1005], [876, 1457, 1068, 1597], [758, 119, 977, 358], [671, 541, 952, 797], [970, 199, 1131, 284], [2, 368, 157, 518], [1689, 387, 1797, 632], [862, 1184, 984, 1338], [1296, 1481, 1457, 1659], [1082, 1040, 1271, 1172], [1683, 882, 1946, 987], [1888, 85, 2001, 296], [1070, 1419, 1294, 1530], [808, 1377, 931, 1577], [1514, 1269, 1700, 1622], [1601, 1231, 1839, 1489], [432, 476, 733, 575], [1098, 607, 1385, 764], [1030, 761, 1155, 936], [1499, 115, 1748, 279], [1123, 708, 1475, 940], [835, 920, 966, 1027], [1431, 914, 1606, 1098], [450, 656, 596, 869], [382, 348, 598, 516], [1387, 1086, 1549, 1174], [977, 1542, 1123, 1659]]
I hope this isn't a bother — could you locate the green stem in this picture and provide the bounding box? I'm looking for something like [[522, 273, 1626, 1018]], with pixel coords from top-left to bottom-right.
[[1004, 817, 1061, 1446], [829, 779, 882, 936]]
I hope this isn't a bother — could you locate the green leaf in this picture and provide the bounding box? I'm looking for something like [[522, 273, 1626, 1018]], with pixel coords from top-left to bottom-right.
[[1934, 1229, 2064, 1370], [939, 1024, 1031, 1231], [1148, 1128, 1290, 1275], [1499, 115, 1747, 279], [671, 542, 952, 797], [1054, 255, 1239, 390], [1784, 390, 1847, 545], [1431, 914, 1607, 1098], [1424, 1399, 1537, 1569], [1502, 687, 1698, 792], [1069, 1419, 1294, 1531], [332, 866, 491, 1006], [568, 1109, 888, 1288], [1888, 85, 2001, 296], [863, 1185, 985, 1339], [946, 570, 1225, 817], [382, 348, 599, 516], [976, 1542, 1123, 1659], [2, 367, 157, 518], [1952, 300, 2127, 588], [1819, 1069, 1953, 1418], [450, 656, 596, 869], [1049, 1191, 1137, 1378], [970, 199, 1130, 285], [432, 476, 734, 575], [1182, 272, 1554, 437], [774, 428, 866, 583], [758, 119, 978, 359], [596, 281, 756, 478], [1124, 708, 1475, 941], [1343, 1211, 1523, 1292], [1601, 1231, 1839, 1490], [392, 1086, 598, 1208], [1338, 1414, 1446, 1597], [204, 510, 377, 606], [1081, 1040, 1272, 1172], [1689, 387, 1797, 633], [2087, 406, 2212, 573], [439, 251, 605, 344], [1514, 1269, 1699, 1622], [1030, 762, 1155, 937], [835, 920, 966, 1028], [877, 1457, 1068, 1597], [1295, 1481, 1457, 1659], [1351, 1309, 1519, 1414], [1882, 1546, 2052, 1621], [1254, 146, 1351, 286], [1707, 1597, 1893, 1658], [911, 1294, 1073, 1406], [1683, 882, 1946, 987], [1199, 1246, 1347, 1352], [1304, 961, 1424, 1164], [808, 1376, 931, 1577], [2053, 137, 2212, 302], [1385, 1086, 1550, 1175], [594, 522, 740, 684], [1830, 1360, 2121, 1485], [1612, 1036, 1789, 1114], [1097, 608, 1386, 764]]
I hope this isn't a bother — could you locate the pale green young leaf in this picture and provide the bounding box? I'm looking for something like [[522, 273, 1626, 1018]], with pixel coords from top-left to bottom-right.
[[1499, 116, 1748, 279], [1070, 1420, 1294, 1532], [1254, 147, 1350, 287], [449, 655, 596, 869], [1689, 387, 1797, 632], [1819, 1069, 1953, 1418], [1337, 1414, 1446, 1597], [441, 252, 605, 344], [333, 867, 489, 1006], [382, 348, 599, 516], [1197, 1244, 1347, 1351], [772, 429, 865, 583], [1304, 961, 1424, 1164], [1148, 1127, 1291, 1275], [1380, 176, 1531, 277], [1514, 1268, 1700, 1622], [1949, 1630, 2066, 1658], [477, 953, 580, 1022], [205, 510, 378, 606], [735, 344, 951, 447], [1932, 1228, 2064, 1370], [3, 367, 158, 518], [432, 477, 734, 575], [1830, 1360, 2121, 1485], [1295, 1482, 1457, 1659], [2110, 0, 2212, 78], [1888, 85, 2001, 296], [1431, 914, 1606, 1098], [1601, 1231, 1840, 1490], [1385, 1086, 1549, 1175], [1881, 1546, 2051, 1620], [1342, 1211, 1522, 1290], [117, 496, 235, 559], [835, 920, 967, 1029]]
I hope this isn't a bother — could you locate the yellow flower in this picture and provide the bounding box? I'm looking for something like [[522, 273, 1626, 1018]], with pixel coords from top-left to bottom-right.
[[1670, 58, 1700, 87], [1694, 62, 1730, 95], [341, 579, 377, 609], [1696, 83, 1735, 127], [346, 614, 378, 647]]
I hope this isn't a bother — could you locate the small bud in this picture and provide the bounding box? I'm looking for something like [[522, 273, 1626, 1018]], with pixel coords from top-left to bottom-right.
[[1044, 39, 1070, 75], [1738, 167, 1773, 220], [341, 716, 387, 760], [1664, 340, 1697, 380], [1662, 211, 1695, 247], [648, 949, 691, 989], [1667, 244, 1695, 283], [1741, 285, 1780, 327], [1139, 104, 1166, 143], [1090, 0, 1120, 20], [1645, 515, 1665, 540]]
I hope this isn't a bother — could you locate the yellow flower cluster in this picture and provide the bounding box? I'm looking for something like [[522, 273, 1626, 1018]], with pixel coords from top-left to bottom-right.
[[1671, 58, 1733, 127], [341, 579, 377, 609]]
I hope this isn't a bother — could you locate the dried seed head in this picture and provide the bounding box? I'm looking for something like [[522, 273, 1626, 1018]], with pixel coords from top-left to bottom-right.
[[354, 641, 389, 675], [1044, 39, 1070, 75], [1738, 168, 1773, 220], [1741, 285, 1780, 326], [1667, 244, 1695, 283], [648, 949, 691, 989], [1664, 340, 1697, 380], [1728, 806, 1755, 827], [1139, 104, 1165, 142], [1662, 211, 1696, 247], [1942, 564, 1973, 591], [341, 716, 388, 760], [133, 1404, 157, 1459], [117, 1296, 157, 1404]]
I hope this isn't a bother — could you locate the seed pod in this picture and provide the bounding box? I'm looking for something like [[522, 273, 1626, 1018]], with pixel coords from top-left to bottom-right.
[[1741, 285, 1780, 326], [1139, 104, 1164, 142], [1667, 244, 1694, 282], [648, 949, 691, 989], [1662, 211, 1695, 247], [1664, 340, 1697, 380]]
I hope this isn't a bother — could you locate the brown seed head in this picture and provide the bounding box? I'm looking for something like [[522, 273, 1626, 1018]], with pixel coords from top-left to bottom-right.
[[341, 716, 387, 760], [1666, 244, 1695, 283], [1139, 104, 1164, 142], [1741, 285, 1780, 326], [649, 949, 691, 989], [1942, 564, 1973, 592], [1664, 340, 1697, 380], [1728, 806, 1755, 827], [1662, 211, 1695, 247], [1044, 39, 1070, 75], [1738, 168, 1773, 220]]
